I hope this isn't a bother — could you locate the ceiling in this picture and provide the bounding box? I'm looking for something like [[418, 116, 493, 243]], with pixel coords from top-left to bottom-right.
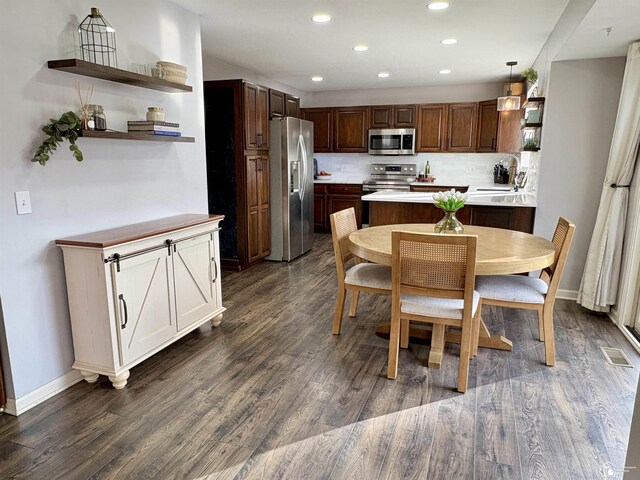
[[173, 0, 637, 92]]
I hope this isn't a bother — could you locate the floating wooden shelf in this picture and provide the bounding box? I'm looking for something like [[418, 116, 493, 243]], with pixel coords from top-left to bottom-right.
[[521, 147, 540, 152], [79, 130, 195, 143], [522, 123, 543, 129], [47, 59, 192, 93], [523, 96, 545, 107]]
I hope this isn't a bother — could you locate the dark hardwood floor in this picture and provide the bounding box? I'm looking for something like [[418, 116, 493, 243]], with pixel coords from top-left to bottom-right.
[[0, 233, 638, 479]]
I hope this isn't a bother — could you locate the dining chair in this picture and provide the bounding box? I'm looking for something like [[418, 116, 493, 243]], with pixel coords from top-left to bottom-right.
[[475, 217, 575, 366], [330, 208, 392, 335], [387, 231, 480, 393]]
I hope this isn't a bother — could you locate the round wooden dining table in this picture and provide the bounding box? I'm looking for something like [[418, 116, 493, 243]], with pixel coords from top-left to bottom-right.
[[347, 224, 557, 360], [348, 224, 556, 275]]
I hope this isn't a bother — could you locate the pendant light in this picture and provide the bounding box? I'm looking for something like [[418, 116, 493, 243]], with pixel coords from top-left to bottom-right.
[[497, 61, 521, 111]]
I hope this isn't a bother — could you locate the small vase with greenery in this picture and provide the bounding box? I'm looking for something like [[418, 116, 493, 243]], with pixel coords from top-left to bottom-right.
[[521, 68, 538, 83], [432, 189, 469, 234], [32, 112, 84, 166]]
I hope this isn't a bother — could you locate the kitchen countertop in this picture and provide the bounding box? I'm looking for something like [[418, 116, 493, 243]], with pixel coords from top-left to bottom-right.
[[361, 189, 537, 207]]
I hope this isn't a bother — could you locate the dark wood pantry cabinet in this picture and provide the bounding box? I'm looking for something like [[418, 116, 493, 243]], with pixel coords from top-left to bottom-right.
[[204, 79, 288, 271]]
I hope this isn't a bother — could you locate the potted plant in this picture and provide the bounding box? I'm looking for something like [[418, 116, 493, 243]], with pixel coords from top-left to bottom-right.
[[522, 67, 539, 96], [32, 111, 84, 166]]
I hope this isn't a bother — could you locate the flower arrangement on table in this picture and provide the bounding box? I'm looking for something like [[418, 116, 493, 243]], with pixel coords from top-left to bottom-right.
[[432, 189, 469, 234]]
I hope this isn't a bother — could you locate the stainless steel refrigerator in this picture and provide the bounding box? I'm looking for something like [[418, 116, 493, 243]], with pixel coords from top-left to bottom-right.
[[267, 117, 314, 261]]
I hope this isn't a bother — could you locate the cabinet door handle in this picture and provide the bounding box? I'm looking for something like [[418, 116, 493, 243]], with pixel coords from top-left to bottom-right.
[[492, 138, 496, 149], [119, 294, 128, 329], [211, 257, 218, 282], [257, 133, 263, 147]]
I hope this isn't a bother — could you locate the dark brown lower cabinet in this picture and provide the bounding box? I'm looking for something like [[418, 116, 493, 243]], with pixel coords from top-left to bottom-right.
[[314, 183, 363, 231], [368, 202, 534, 233]]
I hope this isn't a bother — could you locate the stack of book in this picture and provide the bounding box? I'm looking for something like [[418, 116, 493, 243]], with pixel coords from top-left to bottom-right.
[[127, 121, 181, 137]]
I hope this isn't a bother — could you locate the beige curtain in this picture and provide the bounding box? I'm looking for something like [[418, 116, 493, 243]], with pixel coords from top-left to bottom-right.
[[578, 41, 640, 312]]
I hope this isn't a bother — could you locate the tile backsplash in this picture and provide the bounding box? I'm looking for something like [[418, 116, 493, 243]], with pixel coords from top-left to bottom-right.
[[315, 152, 530, 187]]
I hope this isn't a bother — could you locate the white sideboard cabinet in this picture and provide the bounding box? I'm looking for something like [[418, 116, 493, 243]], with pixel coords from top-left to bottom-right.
[[56, 214, 225, 389]]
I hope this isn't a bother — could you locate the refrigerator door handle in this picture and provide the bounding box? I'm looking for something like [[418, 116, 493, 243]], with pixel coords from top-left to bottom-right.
[[299, 134, 307, 200]]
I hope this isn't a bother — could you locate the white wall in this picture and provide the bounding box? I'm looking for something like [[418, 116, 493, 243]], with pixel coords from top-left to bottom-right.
[[305, 82, 503, 107], [535, 57, 626, 292], [202, 53, 308, 103], [626, 376, 640, 479], [0, 0, 207, 400]]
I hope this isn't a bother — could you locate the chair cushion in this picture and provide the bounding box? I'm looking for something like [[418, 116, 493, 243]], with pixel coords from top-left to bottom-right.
[[475, 275, 548, 304], [344, 263, 392, 290], [401, 291, 480, 320]]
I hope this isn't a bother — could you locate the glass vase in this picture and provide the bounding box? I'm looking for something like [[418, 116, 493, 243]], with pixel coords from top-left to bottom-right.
[[434, 210, 464, 234]]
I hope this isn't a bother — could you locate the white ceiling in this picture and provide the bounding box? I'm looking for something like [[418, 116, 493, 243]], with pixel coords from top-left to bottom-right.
[[173, 0, 637, 92]]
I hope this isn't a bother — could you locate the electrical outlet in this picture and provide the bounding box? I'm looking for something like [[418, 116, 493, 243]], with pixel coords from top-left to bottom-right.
[[15, 191, 32, 215]]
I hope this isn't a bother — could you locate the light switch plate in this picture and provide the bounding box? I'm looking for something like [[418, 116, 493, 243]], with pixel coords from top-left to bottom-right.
[[15, 191, 32, 215]]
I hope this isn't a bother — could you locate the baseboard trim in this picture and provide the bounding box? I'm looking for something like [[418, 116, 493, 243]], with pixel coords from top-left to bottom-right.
[[618, 324, 640, 355], [3, 370, 83, 416], [557, 289, 578, 301]]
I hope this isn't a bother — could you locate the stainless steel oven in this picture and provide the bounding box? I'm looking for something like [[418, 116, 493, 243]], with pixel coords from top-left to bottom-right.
[[368, 128, 416, 155]]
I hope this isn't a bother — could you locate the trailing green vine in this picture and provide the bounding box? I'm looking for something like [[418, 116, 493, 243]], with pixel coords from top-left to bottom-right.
[[32, 111, 84, 166]]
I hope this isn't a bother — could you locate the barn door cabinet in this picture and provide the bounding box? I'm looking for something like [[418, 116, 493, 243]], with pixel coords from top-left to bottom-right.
[[56, 214, 225, 389]]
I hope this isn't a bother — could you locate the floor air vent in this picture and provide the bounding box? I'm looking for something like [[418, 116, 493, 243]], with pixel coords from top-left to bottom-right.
[[600, 347, 634, 368]]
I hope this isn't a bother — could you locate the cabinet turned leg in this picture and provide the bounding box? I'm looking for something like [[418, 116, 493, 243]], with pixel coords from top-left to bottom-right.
[[108, 371, 130, 389], [211, 313, 223, 327], [80, 370, 99, 383]]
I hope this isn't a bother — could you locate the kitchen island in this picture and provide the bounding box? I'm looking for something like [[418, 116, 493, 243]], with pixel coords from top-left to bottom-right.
[[363, 188, 536, 232]]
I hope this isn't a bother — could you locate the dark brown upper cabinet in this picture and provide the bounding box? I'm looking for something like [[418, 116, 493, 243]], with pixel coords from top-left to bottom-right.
[[446, 103, 478, 152], [370, 105, 416, 129], [285, 94, 300, 118], [244, 82, 269, 150], [269, 89, 286, 118], [334, 107, 369, 153], [497, 97, 525, 153], [476, 99, 499, 152], [416, 104, 447, 152], [302, 108, 334, 152]]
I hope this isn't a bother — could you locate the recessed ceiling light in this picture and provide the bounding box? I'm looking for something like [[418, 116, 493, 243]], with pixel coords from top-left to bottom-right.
[[353, 45, 369, 52], [378, 72, 390, 78], [312, 14, 331, 23], [441, 38, 457, 45], [312, 76, 323, 82], [427, 2, 449, 10], [439, 69, 451, 74]]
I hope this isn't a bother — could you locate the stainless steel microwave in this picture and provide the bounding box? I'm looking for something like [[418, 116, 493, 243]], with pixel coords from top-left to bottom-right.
[[368, 128, 416, 155]]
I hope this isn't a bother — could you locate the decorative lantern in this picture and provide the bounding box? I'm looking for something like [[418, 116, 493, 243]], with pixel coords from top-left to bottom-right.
[[497, 61, 521, 112], [78, 7, 117, 67]]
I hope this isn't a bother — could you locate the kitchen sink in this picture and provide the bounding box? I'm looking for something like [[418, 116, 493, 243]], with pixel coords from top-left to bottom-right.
[[476, 187, 513, 192]]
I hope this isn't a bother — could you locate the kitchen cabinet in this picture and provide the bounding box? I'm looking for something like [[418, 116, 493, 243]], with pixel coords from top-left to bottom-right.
[[286, 94, 301, 118], [246, 155, 271, 262], [470, 205, 535, 233], [314, 183, 363, 231], [269, 89, 286, 118], [334, 107, 369, 152], [314, 185, 327, 230], [270, 90, 300, 118], [56, 214, 225, 389], [416, 104, 447, 152], [302, 108, 333, 152], [370, 105, 417, 128], [446, 103, 478, 152], [476, 99, 499, 152], [244, 82, 269, 150], [477, 98, 525, 153], [368, 202, 534, 233]]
